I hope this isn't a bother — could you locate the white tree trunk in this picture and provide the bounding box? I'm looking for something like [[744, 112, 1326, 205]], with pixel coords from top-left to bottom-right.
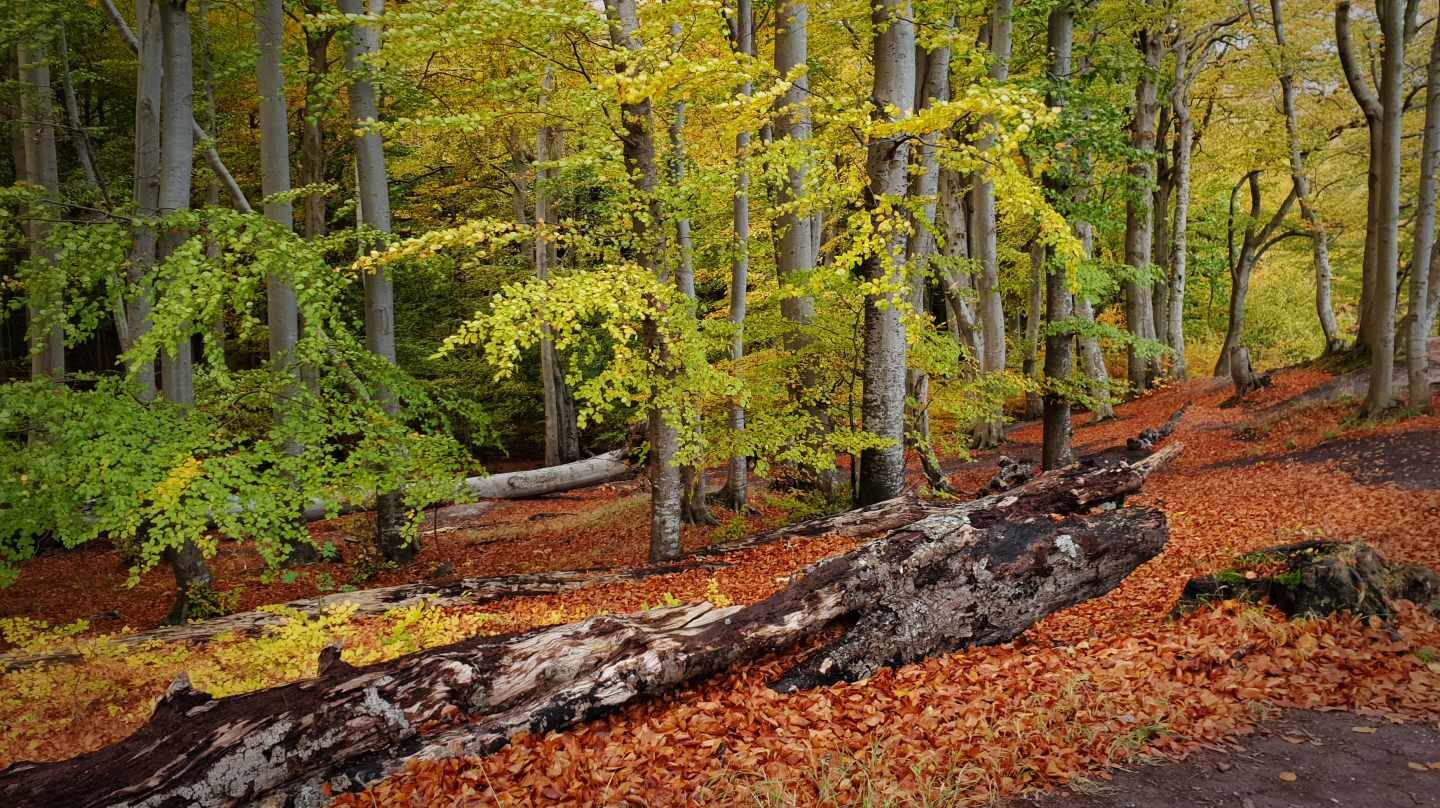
[[1124, 29, 1161, 390], [1406, 23, 1440, 410], [1365, 0, 1405, 415], [969, 0, 1012, 449], [724, 0, 753, 509], [857, 0, 915, 505]]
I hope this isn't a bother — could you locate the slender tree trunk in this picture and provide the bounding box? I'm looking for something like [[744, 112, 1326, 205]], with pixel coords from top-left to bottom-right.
[[1124, 29, 1161, 391], [301, 2, 331, 240], [856, 0, 915, 506], [56, 22, 107, 202], [1168, 98, 1192, 379], [774, 0, 838, 494], [667, 23, 713, 526], [1365, 0, 1405, 415], [903, 29, 952, 494], [155, 0, 217, 621], [535, 70, 581, 467], [1270, 0, 1342, 357], [938, 167, 983, 364], [1406, 23, 1440, 411], [157, 0, 194, 406], [16, 21, 65, 383], [100, 0, 251, 213], [970, 0, 1012, 449], [722, 0, 753, 511], [1337, 2, 1382, 353], [342, 0, 411, 561], [1024, 242, 1044, 420], [602, 0, 681, 561], [1151, 105, 1172, 364], [126, 0, 162, 401], [1041, 4, 1074, 469]]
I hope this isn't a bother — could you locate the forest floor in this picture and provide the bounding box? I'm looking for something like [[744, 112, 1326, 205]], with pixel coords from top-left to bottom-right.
[[5, 365, 1440, 805]]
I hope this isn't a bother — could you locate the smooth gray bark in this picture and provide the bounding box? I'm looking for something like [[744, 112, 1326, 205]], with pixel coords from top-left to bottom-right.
[[857, 0, 915, 506], [342, 0, 410, 561], [125, 0, 162, 401], [56, 22, 107, 203], [535, 69, 581, 467], [1213, 172, 1299, 378], [1336, 2, 1382, 352], [157, 0, 194, 407], [1041, 4, 1074, 469], [602, 0, 682, 561], [1166, 26, 1196, 379], [256, 0, 300, 381], [301, 0, 331, 239], [772, 0, 837, 494], [1124, 29, 1161, 391], [100, 0, 252, 213], [723, 0, 753, 510], [16, 24, 65, 382], [1406, 23, 1440, 410], [905, 30, 953, 494], [1269, 0, 1342, 357], [969, 0, 1012, 449], [938, 167, 983, 364], [1365, 0, 1405, 415]]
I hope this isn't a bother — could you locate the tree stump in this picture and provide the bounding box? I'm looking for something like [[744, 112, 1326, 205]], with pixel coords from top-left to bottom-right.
[[1173, 540, 1440, 620]]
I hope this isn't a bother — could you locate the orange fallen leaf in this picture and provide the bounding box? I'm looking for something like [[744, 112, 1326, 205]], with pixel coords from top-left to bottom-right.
[[1278, 771, 1298, 782]]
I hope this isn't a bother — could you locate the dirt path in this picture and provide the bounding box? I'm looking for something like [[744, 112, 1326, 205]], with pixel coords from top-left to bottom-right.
[[1024, 710, 1440, 807]]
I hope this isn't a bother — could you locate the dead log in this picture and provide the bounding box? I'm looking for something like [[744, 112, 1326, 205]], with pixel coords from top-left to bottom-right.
[[978, 455, 1035, 496], [1173, 540, 1440, 620], [1126, 402, 1189, 452], [0, 448, 1177, 808], [459, 450, 634, 499]]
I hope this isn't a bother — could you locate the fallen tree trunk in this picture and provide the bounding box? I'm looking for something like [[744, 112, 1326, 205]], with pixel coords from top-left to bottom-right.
[[460, 449, 634, 499], [291, 450, 636, 522], [0, 447, 1176, 808]]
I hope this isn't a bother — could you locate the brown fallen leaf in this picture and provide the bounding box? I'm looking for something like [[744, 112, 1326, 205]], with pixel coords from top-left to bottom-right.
[[1409, 762, 1430, 772], [1352, 726, 1378, 734], [1428, 762, 1440, 770], [1278, 771, 1298, 782], [1281, 735, 1306, 745]]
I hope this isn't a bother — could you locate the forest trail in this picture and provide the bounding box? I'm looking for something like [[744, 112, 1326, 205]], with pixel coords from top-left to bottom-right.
[[5, 365, 1440, 805]]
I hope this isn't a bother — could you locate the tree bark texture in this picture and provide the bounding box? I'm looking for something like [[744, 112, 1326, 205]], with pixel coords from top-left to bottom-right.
[[342, 0, 410, 563], [722, 0, 753, 510], [0, 447, 1176, 808], [969, 0, 1013, 449], [1406, 22, 1440, 410], [1124, 29, 1161, 391], [1041, 5, 1074, 470], [857, 0, 915, 505]]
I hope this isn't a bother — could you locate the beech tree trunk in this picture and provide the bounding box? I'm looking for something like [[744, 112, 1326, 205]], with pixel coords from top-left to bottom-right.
[[903, 28, 953, 494], [1406, 23, 1440, 411], [0, 447, 1176, 808], [122, 0, 162, 400], [1041, 4, 1074, 470], [970, 0, 1012, 449], [1364, 0, 1405, 415], [600, 0, 682, 561], [721, 0, 753, 510], [1124, 28, 1161, 391], [1269, 0, 1342, 357], [938, 167, 984, 365], [16, 20, 65, 383], [1167, 29, 1192, 378], [342, 0, 411, 562], [301, 0, 331, 240], [773, 0, 839, 495], [857, 0, 915, 505], [1336, 2, 1382, 353], [535, 68, 582, 466]]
